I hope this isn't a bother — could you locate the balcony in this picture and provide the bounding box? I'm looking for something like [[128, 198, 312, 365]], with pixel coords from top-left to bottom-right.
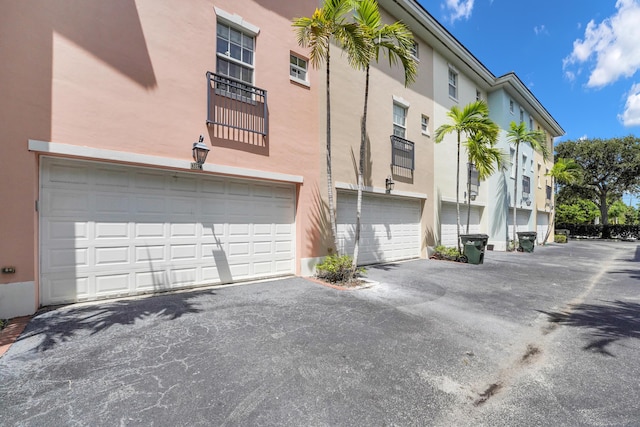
[[390, 135, 415, 171], [522, 175, 531, 201], [206, 72, 268, 136]]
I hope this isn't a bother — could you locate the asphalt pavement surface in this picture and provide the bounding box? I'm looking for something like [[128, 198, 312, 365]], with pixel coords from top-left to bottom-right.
[[1, 240, 639, 426]]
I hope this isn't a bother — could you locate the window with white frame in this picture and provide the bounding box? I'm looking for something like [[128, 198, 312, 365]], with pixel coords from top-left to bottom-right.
[[530, 158, 534, 173], [509, 99, 514, 114], [290, 54, 308, 84], [537, 163, 542, 188], [510, 148, 516, 178], [476, 89, 481, 101], [393, 103, 407, 138], [448, 68, 458, 100], [421, 114, 430, 136], [520, 108, 524, 123], [522, 154, 527, 173], [216, 21, 255, 86], [410, 41, 419, 59], [529, 116, 533, 130]]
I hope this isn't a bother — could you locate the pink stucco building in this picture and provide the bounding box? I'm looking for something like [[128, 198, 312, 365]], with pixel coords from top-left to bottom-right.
[[0, 0, 326, 317]]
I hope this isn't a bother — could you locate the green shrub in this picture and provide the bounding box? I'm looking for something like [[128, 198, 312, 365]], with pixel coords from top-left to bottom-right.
[[431, 245, 463, 261], [315, 254, 364, 283], [554, 234, 567, 243]]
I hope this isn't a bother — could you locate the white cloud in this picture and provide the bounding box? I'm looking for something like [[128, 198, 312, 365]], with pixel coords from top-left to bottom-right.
[[619, 82, 640, 126], [563, 0, 640, 88], [579, 134, 588, 141], [443, 0, 474, 23], [533, 25, 548, 36]]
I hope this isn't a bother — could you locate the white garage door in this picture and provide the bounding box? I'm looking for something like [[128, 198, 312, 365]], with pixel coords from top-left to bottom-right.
[[40, 158, 295, 306], [440, 204, 481, 247], [337, 192, 421, 265], [537, 213, 550, 244], [508, 209, 531, 240]]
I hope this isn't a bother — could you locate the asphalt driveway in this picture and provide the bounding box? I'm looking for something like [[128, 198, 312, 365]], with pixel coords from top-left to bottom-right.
[[1, 240, 639, 426]]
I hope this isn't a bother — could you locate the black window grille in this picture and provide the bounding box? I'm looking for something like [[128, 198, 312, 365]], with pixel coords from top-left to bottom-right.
[[390, 135, 414, 171], [206, 72, 268, 136]]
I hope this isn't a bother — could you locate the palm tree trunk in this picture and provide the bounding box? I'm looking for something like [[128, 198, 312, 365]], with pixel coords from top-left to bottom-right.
[[512, 144, 519, 249], [456, 132, 462, 254], [543, 177, 555, 244], [326, 46, 339, 253], [353, 65, 370, 269], [466, 162, 472, 233]]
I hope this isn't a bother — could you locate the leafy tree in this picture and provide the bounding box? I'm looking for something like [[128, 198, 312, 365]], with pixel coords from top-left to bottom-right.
[[351, 0, 417, 268], [293, 0, 368, 252], [554, 136, 640, 228], [556, 199, 599, 224], [542, 157, 581, 244], [464, 132, 505, 231], [506, 121, 548, 248], [608, 200, 628, 224], [435, 101, 499, 253]]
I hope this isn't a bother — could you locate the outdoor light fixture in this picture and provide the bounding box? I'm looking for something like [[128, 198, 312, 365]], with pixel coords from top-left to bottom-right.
[[191, 135, 210, 170], [385, 176, 395, 193], [470, 191, 477, 201], [526, 199, 532, 206]]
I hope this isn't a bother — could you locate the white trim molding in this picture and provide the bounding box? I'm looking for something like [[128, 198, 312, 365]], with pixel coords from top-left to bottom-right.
[[214, 7, 260, 35], [392, 95, 411, 108], [336, 181, 427, 200], [28, 140, 303, 184]]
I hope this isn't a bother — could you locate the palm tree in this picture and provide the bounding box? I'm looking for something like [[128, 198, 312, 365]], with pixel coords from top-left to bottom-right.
[[464, 132, 505, 231], [435, 101, 498, 253], [293, 0, 368, 253], [506, 121, 549, 248], [351, 0, 417, 268], [542, 157, 581, 244]]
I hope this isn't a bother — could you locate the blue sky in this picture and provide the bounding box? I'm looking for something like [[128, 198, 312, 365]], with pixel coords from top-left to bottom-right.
[[421, 0, 640, 142]]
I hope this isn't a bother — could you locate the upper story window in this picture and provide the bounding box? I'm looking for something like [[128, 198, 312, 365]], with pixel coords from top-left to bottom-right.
[[510, 148, 516, 178], [519, 108, 524, 124], [393, 103, 408, 138], [448, 68, 458, 100], [216, 22, 255, 86], [509, 99, 514, 114], [476, 89, 481, 101], [410, 41, 419, 59], [290, 53, 308, 85], [529, 117, 534, 130], [421, 114, 430, 136]]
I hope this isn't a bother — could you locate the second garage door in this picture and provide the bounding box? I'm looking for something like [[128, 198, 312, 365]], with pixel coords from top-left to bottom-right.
[[40, 157, 296, 306], [440, 204, 481, 247], [337, 192, 421, 265]]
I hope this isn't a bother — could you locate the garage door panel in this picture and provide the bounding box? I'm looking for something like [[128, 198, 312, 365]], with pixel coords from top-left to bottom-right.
[[441, 204, 481, 247], [337, 192, 420, 265], [40, 158, 295, 305]]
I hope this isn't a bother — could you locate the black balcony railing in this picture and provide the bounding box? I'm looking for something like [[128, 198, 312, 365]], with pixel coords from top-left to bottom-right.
[[522, 175, 531, 198], [390, 135, 415, 171], [206, 72, 268, 136]]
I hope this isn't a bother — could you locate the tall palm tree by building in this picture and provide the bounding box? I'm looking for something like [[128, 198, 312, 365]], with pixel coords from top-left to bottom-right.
[[506, 121, 548, 248], [351, 0, 417, 268], [464, 132, 506, 231], [435, 101, 498, 253], [543, 157, 581, 244], [293, 0, 368, 252]]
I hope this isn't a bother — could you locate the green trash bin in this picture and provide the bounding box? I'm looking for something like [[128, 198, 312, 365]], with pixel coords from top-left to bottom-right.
[[517, 231, 537, 253], [460, 234, 489, 264]]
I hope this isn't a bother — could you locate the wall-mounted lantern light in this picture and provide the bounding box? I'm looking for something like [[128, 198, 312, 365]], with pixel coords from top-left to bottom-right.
[[470, 191, 477, 201], [191, 135, 210, 170], [525, 199, 532, 206], [385, 176, 395, 193]]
